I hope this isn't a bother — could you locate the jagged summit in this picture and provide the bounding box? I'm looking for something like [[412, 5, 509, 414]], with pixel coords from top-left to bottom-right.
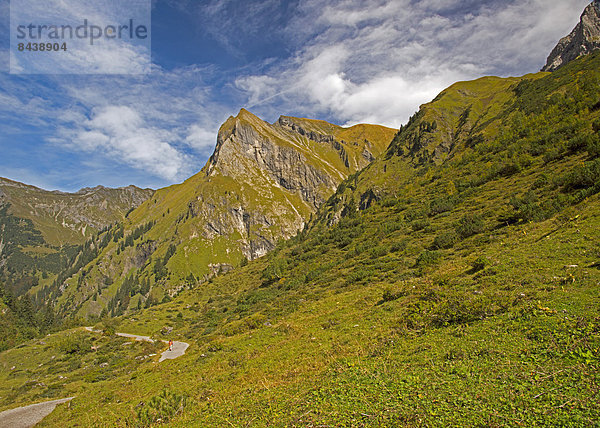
[[209, 108, 394, 181], [542, 0, 600, 72]]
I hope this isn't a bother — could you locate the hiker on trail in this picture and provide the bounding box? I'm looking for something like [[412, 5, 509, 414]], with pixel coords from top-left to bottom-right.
[[169, 339, 173, 351]]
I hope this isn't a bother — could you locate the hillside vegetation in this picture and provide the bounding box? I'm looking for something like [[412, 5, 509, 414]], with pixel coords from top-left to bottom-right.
[[0, 182, 152, 350], [2, 52, 600, 426]]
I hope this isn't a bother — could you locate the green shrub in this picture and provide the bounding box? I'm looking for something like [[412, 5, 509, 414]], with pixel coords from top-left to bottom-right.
[[588, 137, 600, 158], [380, 286, 406, 304], [383, 221, 404, 234], [543, 145, 567, 164], [531, 174, 550, 189], [508, 192, 543, 223], [369, 245, 389, 258], [429, 296, 489, 327], [414, 250, 441, 268], [561, 159, 600, 192], [59, 332, 89, 355], [346, 267, 374, 284], [261, 258, 288, 285], [390, 239, 408, 253], [455, 214, 485, 239], [568, 133, 595, 153], [471, 256, 488, 272], [429, 196, 457, 216], [136, 389, 189, 426], [431, 230, 459, 249], [411, 219, 430, 232]]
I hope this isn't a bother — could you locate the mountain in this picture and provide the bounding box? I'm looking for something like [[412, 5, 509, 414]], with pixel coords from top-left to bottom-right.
[[49, 110, 395, 318], [542, 0, 600, 71], [0, 178, 153, 245], [4, 51, 599, 427]]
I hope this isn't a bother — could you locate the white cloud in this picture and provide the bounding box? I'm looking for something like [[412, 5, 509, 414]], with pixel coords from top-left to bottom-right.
[[235, 0, 591, 127], [10, 0, 151, 74], [0, 0, 594, 191], [185, 124, 218, 153], [66, 105, 185, 181], [35, 65, 228, 183]]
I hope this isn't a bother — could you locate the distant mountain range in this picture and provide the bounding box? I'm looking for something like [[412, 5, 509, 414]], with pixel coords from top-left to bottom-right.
[[0, 112, 394, 318]]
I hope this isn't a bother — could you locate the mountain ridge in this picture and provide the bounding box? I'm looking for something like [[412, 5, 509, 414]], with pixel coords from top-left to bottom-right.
[[7, 49, 600, 427]]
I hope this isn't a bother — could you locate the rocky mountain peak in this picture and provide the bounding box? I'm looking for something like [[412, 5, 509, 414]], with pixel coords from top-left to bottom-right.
[[542, 1, 600, 72]]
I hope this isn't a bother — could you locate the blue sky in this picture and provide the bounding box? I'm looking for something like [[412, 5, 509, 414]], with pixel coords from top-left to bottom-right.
[[0, 0, 592, 191]]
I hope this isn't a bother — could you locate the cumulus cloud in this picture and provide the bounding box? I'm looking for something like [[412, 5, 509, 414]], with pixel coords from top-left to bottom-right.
[[55, 105, 183, 180], [46, 67, 228, 182], [184, 124, 218, 153], [10, 0, 151, 74]]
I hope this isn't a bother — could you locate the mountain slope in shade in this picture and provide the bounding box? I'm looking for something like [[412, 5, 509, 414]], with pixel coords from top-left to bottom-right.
[[542, 0, 600, 72], [52, 109, 396, 318]]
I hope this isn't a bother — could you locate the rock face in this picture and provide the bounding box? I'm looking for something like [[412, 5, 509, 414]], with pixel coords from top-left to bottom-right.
[[197, 109, 395, 259], [181, 109, 396, 261], [542, 1, 600, 72]]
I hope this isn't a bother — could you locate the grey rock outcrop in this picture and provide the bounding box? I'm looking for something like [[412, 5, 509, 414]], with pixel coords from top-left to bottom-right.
[[542, 1, 600, 72], [196, 109, 394, 260]]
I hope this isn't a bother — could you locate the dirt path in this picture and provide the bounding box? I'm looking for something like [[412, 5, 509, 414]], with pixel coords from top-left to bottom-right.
[[0, 397, 73, 428], [83, 327, 189, 362], [159, 340, 189, 362]]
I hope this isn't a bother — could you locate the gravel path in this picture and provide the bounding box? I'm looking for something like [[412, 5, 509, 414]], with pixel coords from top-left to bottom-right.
[[0, 397, 73, 428], [83, 327, 189, 362], [159, 340, 189, 362]]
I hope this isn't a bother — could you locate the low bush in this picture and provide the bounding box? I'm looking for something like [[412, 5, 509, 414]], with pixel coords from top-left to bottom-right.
[[431, 230, 459, 249], [136, 389, 189, 426], [561, 159, 600, 192], [59, 332, 89, 355], [429, 196, 457, 216], [455, 214, 485, 239], [470, 256, 488, 273], [414, 250, 441, 268], [411, 219, 430, 232], [346, 267, 374, 284]]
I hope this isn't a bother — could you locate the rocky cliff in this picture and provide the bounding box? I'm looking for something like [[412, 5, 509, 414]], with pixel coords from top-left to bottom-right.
[[542, 0, 600, 72], [196, 109, 392, 259]]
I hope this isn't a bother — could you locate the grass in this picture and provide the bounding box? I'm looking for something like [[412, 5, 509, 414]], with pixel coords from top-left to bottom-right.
[[19, 179, 600, 426]]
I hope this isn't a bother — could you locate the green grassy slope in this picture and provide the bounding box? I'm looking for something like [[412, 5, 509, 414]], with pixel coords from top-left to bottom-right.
[[3, 53, 600, 426]]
